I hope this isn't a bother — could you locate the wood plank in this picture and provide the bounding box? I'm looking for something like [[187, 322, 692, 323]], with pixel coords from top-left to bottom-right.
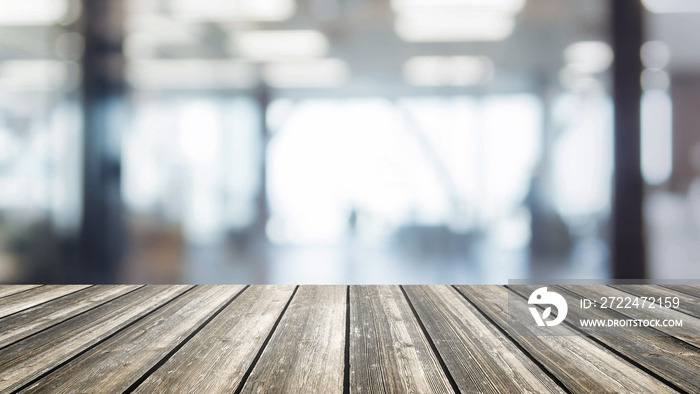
[[0, 285, 190, 392], [0, 285, 142, 349], [455, 285, 676, 393], [23, 285, 245, 393], [133, 285, 295, 393], [403, 285, 566, 393], [661, 284, 700, 299], [562, 285, 700, 348], [511, 285, 700, 393], [238, 285, 345, 393], [349, 285, 454, 394], [0, 285, 91, 319], [611, 285, 700, 318], [0, 284, 42, 299]]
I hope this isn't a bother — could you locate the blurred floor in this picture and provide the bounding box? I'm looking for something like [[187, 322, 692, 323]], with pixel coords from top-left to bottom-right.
[[174, 237, 608, 284]]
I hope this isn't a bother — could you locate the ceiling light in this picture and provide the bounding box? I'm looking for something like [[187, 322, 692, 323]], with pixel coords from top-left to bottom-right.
[[126, 0, 161, 14], [0, 60, 73, 91], [124, 16, 206, 58], [0, 0, 69, 25], [126, 60, 258, 90], [641, 41, 671, 69], [167, 0, 295, 22], [391, 0, 526, 14], [563, 41, 613, 74], [127, 14, 205, 37], [233, 30, 328, 60], [642, 0, 700, 13], [403, 56, 494, 86], [395, 11, 515, 42], [262, 59, 348, 88]]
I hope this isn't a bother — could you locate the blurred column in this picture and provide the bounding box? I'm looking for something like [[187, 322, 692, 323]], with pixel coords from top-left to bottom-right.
[[535, 71, 556, 209], [611, 0, 647, 279], [76, 0, 126, 283]]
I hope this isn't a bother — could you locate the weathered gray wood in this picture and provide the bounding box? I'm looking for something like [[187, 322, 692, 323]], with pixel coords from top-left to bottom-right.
[[0, 285, 141, 349], [23, 285, 245, 393], [403, 285, 566, 393], [611, 285, 700, 318], [239, 285, 346, 394], [0, 284, 695, 392], [133, 285, 295, 393], [349, 285, 454, 394], [661, 284, 700, 299], [0, 285, 91, 319], [455, 285, 676, 393], [511, 285, 700, 393], [0, 284, 42, 299], [0, 285, 190, 392], [562, 285, 700, 348]]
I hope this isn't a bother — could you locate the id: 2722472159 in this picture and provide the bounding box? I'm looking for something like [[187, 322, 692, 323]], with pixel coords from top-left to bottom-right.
[[580, 296, 680, 309]]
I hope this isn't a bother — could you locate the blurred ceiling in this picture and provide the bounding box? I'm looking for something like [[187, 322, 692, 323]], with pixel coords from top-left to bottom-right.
[[2, 0, 698, 95], [122, 0, 609, 94]]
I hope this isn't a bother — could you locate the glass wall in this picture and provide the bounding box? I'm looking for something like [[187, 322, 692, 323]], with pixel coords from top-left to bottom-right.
[[119, 0, 614, 283], [0, 0, 83, 282], [0, 0, 636, 284], [642, 1, 700, 279]]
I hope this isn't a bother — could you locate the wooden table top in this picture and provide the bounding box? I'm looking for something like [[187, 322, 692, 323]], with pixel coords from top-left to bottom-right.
[[0, 284, 697, 393]]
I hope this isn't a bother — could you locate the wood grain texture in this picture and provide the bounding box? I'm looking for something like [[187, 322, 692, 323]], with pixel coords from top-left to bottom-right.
[[0, 285, 190, 392], [0, 285, 42, 299], [611, 285, 700, 318], [349, 285, 454, 394], [661, 284, 700, 299], [0, 285, 141, 349], [239, 286, 346, 394], [403, 285, 566, 393], [0, 285, 695, 392], [23, 285, 245, 394], [562, 285, 700, 348], [0, 285, 90, 319], [511, 285, 700, 393], [455, 285, 676, 393], [133, 285, 296, 394]]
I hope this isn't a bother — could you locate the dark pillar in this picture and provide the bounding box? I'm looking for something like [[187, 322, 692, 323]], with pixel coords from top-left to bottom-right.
[[611, 0, 647, 279], [76, 0, 125, 283]]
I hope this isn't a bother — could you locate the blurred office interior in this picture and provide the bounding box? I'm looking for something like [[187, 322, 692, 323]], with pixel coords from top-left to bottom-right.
[[0, 0, 698, 284]]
